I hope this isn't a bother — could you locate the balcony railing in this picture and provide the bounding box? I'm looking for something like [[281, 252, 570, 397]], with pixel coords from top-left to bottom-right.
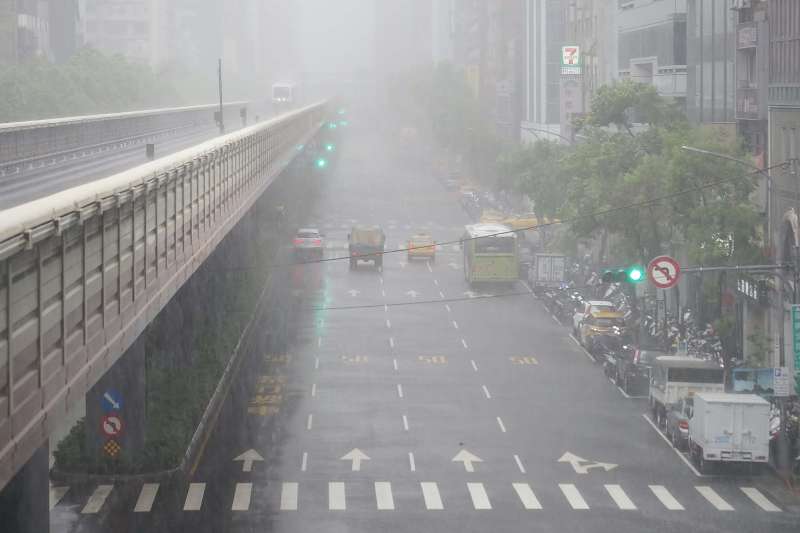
[[736, 87, 761, 120], [737, 22, 758, 49]]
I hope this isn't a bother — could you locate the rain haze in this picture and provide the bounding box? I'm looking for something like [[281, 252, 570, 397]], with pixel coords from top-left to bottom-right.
[[0, 2, 799, 533]]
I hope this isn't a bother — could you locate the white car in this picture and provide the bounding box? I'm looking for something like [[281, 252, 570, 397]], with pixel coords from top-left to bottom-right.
[[572, 299, 616, 335], [293, 228, 324, 260]]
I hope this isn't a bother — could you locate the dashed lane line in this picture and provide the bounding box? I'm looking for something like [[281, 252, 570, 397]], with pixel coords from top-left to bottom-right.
[[427, 262, 433, 273], [183, 483, 206, 511], [445, 304, 451, 313], [514, 454, 526, 474], [397, 384, 404, 398], [386, 319, 392, 329], [389, 337, 395, 349], [461, 338, 469, 349], [306, 414, 313, 430], [482, 385, 492, 399], [439, 291, 446, 299], [393, 358, 399, 371], [311, 383, 317, 397], [408, 452, 417, 472], [452, 320, 460, 330], [471, 360, 478, 372], [301, 452, 308, 472], [402, 415, 409, 431], [496, 417, 507, 433], [314, 357, 319, 370]]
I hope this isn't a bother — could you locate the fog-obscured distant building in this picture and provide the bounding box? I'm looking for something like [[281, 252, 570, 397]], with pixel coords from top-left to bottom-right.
[[617, 0, 687, 105], [0, 0, 57, 64], [50, 0, 80, 63], [432, 0, 455, 64], [374, 0, 432, 78]]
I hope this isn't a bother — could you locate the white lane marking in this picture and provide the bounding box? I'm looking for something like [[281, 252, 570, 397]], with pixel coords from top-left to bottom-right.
[[439, 291, 445, 299], [421, 482, 443, 510], [452, 320, 459, 329], [50, 486, 69, 510], [402, 415, 409, 431], [433, 279, 439, 286], [384, 304, 388, 313], [311, 383, 317, 397], [461, 338, 469, 349], [559, 484, 589, 510], [317, 337, 322, 348], [427, 262, 433, 273], [445, 304, 451, 312], [375, 482, 395, 510], [641, 414, 703, 477], [551, 314, 560, 324], [280, 482, 298, 511], [605, 484, 636, 510], [482, 385, 491, 399], [471, 360, 478, 372], [314, 357, 319, 370], [134, 483, 159, 513], [379, 276, 384, 284], [649, 485, 684, 510], [381, 289, 386, 297], [696, 486, 734, 511], [329, 482, 346, 510], [389, 337, 395, 348], [467, 482, 492, 510], [496, 416, 507, 433], [512, 482, 542, 510], [740, 487, 781, 512], [301, 452, 308, 472], [520, 280, 533, 293], [514, 454, 526, 474], [386, 319, 391, 329], [393, 358, 399, 371], [81, 484, 113, 514], [408, 452, 416, 471], [569, 334, 596, 362], [397, 384, 404, 398], [617, 385, 631, 399], [231, 483, 252, 511], [306, 414, 313, 430], [183, 483, 206, 511]]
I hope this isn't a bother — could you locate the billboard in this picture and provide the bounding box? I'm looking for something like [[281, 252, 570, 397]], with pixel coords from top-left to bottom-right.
[[561, 45, 581, 75]]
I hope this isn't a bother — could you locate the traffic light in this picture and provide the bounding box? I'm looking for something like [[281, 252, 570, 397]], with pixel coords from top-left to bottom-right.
[[328, 121, 338, 130], [325, 143, 335, 152], [602, 265, 645, 283], [315, 157, 328, 169]]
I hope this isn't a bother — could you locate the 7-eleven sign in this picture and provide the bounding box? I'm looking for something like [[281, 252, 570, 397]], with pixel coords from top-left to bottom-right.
[[561, 46, 581, 66]]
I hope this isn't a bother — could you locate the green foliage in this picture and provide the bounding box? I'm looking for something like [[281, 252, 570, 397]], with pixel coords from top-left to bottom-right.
[[579, 79, 686, 133], [0, 47, 194, 122], [745, 327, 773, 368]]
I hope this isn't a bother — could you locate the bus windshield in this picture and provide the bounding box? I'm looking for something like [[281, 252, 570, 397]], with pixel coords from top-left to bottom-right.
[[273, 86, 292, 99], [474, 236, 515, 254]]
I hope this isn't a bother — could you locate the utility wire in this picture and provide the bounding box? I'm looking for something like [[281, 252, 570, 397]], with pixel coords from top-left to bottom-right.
[[305, 290, 533, 311]]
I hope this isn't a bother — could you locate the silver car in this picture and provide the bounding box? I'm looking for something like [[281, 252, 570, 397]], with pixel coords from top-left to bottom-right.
[[293, 228, 324, 260]]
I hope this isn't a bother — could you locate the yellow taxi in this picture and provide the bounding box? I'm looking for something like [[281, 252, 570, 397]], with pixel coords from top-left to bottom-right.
[[579, 309, 626, 353], [407, 232, 436, 261]]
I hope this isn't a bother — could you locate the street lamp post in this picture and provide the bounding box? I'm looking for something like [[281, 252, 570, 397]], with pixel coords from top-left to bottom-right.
[[520, 125, 576, 145]]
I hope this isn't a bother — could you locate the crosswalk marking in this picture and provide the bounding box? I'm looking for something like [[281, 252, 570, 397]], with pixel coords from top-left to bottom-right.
[[740, 487, 781, 512], [649, 485, 684, 510], [232, 483, 252, 511], [49, 486, 69, 510], [133, 483, 159, 513], [467, 482, 492, 510], [559, 483, 589, 510], [329, 482, 346, 510], [280, 482, 298, 511], [375, 482, 395, 510], [696, 486, 734, 511], [184, 483, 206, 511], [81, 484, 113, 514], [512, 483, 542, 510], [421, 482, 444, 510], [605, 484, 636, 510]]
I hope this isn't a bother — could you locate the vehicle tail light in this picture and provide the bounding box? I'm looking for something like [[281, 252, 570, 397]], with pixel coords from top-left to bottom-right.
[[293, 238, 304, 245], [679, 421, 689, 430], [312, 239, 322, 245]]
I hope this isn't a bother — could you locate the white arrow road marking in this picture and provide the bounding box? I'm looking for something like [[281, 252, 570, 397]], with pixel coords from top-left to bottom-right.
[[341, 448, 370, 471], [406, 290, 419, 298], [696, 486, 734, 511], [103, 392, 120, 410], [467, 483, 492, 510], [605, 484, 636, 510], [512, 483, 542, 510], [329, 482, 346, 510], [234, 449, 264, 472], [740, 487, 781, 512], [557, 452, 617, 474], [514, 454, 526, 474], [280, 482, 298, 511], [134, 483, 159, 513], [559, 484, 589, 510], [81, 485, 113, 514], [231, 483, 252, 511], [375, 482, 395, 510], [649, 485, 684, 510], [184, 483, 206, 511], [452, 449, 483, 472], [421, 482, 443, 510], [49, 486, 69, 510]]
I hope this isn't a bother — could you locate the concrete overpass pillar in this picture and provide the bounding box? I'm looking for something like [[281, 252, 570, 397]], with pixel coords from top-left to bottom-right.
[[85, 334, 147, 466], [0, 443, 49, 533]]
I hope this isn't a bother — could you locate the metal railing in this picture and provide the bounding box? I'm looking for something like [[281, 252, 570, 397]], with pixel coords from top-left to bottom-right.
[[0, 101, 328, 490]]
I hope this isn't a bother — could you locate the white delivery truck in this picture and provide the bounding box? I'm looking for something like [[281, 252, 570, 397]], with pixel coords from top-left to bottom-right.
[[649, 356, 725, 428], [530, 253, 566, 295], [688, 392, 771, 474]]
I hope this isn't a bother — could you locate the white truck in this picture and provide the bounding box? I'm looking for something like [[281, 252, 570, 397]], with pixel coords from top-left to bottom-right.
[[649, 356, 724, 428], [529, 253, 566, 295], [687, 392, 771, 474]]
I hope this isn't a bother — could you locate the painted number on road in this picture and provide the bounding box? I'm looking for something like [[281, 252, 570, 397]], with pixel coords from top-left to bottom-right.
[[248, 375, 286, 416], [263, 354, 291, 365], [510, 356, 539, 365], [418, 355, 448, 365], [341, 355, 369, 364]]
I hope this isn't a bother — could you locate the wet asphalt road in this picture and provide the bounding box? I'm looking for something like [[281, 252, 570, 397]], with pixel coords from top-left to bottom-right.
[[50, 124, 800, 533]]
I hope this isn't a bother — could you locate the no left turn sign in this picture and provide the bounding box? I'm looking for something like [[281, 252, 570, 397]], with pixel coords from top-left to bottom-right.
[[101, 415, 124, 437], [647, 256, 680, 289]]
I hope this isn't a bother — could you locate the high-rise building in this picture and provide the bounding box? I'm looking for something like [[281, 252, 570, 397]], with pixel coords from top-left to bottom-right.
[[0, 0, 54, 64], [617, 0, 687, 104], [432, 0, 455, 65], [50, 0, 81, 63]]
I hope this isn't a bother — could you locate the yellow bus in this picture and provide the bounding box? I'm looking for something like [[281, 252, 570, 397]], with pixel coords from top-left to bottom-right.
[[462, 223, 519, 285]]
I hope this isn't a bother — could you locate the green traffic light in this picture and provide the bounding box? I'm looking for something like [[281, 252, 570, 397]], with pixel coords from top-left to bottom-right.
[[628, 268, 644, 282], [339, 120, 348, 126], [325, 143, 335, 152], [328, 122, 338, 129], [338, 108, 346, 115], [315, 158, 327, 169]]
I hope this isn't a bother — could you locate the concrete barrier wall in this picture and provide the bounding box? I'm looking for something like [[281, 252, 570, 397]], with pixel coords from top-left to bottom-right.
[[0, 101, 328, 490]]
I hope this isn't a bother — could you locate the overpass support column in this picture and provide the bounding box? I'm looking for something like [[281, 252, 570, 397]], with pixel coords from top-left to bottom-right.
[[85, 334, 147, 465], [0, 443, 49, 533]]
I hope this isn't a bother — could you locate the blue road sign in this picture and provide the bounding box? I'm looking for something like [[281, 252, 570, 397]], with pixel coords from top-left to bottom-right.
[[101, 390, 123, 413]]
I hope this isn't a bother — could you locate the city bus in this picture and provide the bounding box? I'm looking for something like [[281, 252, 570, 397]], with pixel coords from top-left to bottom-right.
[[462, 223, 519, 285]]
